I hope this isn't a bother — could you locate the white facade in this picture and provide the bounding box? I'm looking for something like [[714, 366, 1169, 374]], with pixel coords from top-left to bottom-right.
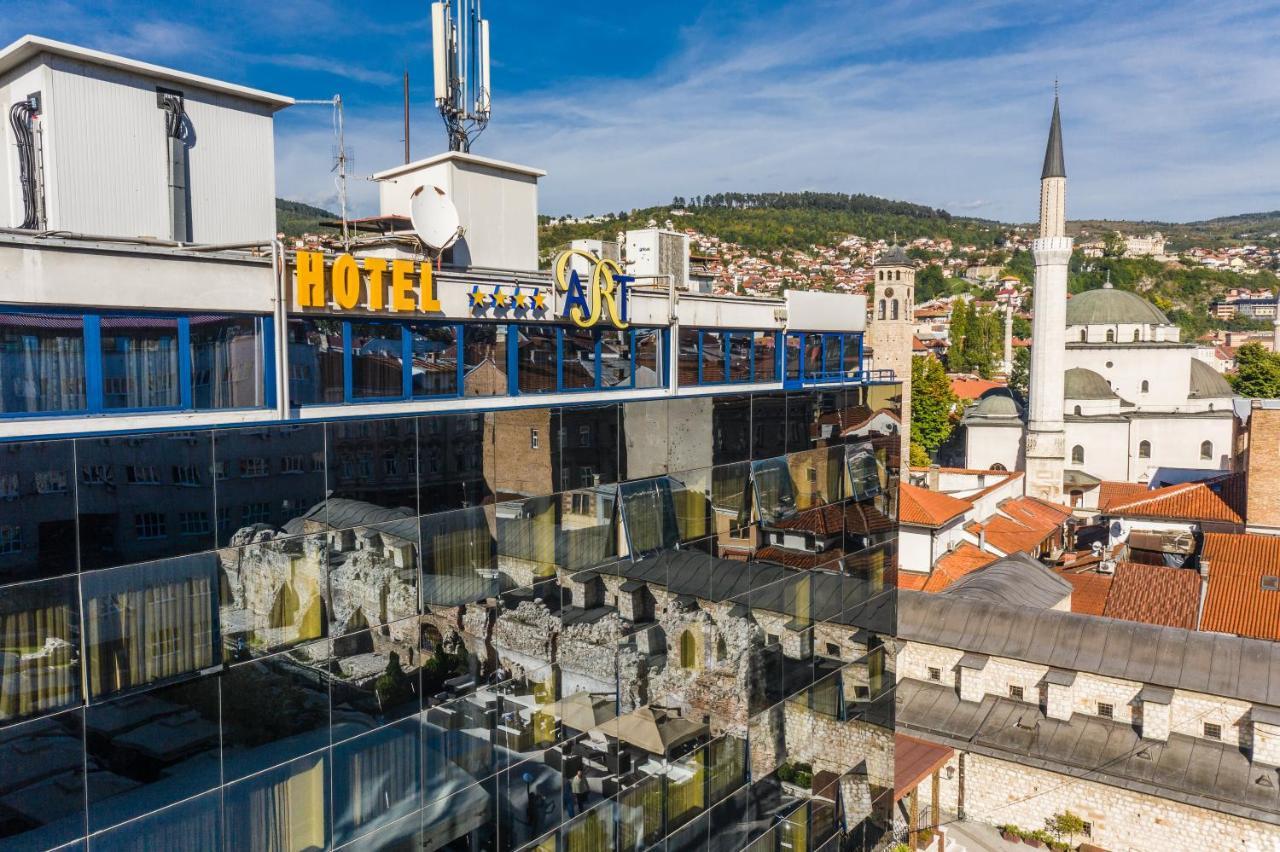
[[0, 36, 288, 243], [624, 228, 690, 291]]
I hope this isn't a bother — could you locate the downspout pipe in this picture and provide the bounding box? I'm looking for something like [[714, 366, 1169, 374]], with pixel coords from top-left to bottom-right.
[[272, 238, 291, 418]]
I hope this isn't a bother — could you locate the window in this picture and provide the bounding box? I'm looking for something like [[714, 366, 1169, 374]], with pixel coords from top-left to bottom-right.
[[101, 316, 179, 409], [1141, 379, 1149, 393], [382, 451, 399, 477], [727, 332, 752, 382], [1132, 329, 1141, 342], [877, 300, 886, 320], [0, 524, 22, 554], [700, 331, 726, 383], [1074, 405, 1082, 416], [407, 322, 460, 397], [172, 465, 201, 486], [350, 322, 405, 400], [1204, 722, 1222, 740], [1009, 685, 1024, 701], [34, 469, 68, 494], [1070, 489, 1084, 507], [825, 642, 840, 657], [530, 428, 540, 450], [562, 328, 598, 390], [928, 667, 941, 682], [178, 511, 210, 536], [242, 502, 270, 525], [0, 312, 86, 414], [134, 512, 167, 540], [462, 324, 507, 396], [1200, 440, 1213, 460], [281, 455, 305, 474], [240, 458, 268, 478], [1079, 329, 1086, 341], [1097, 702, 1114, 719], [1071, 444, 1085, 464], [634, 328, 665, 388], [1139, 440, 1151, 459], [890, 299, 899, 320], [517, 325, 558, 393], [754, 331, 778, 382], [189, 315, 264, 409], [126, 464, 160, 484], [1105, 329, 1115, 343], [579, 424, 593, 447]]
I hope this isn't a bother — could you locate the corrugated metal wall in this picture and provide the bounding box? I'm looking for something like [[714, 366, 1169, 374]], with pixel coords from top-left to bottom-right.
[[44, 55, 275, 243]]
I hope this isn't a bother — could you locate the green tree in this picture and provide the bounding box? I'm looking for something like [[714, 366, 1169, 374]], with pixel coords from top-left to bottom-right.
[[948, 299, 971, 372], [1009, 346, 1031, 400], [1012, 314, 1032, 339], [911, 354, 959, 462], [1229, 342, 1280, 398], [916, 265, 946, 302], [1047, 810, 1086, 845], [1103, 231, 1127, 258]]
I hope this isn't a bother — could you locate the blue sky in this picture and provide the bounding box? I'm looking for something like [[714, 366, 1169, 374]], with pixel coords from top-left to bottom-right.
[[6, 0, 1280, 222]]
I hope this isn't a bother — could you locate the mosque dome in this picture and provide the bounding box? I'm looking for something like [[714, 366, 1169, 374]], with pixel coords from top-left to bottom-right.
[[1063, 368, 1117, 400], [1065, 284, 1169, 326], [967, 389, 1023, 419], [1188, 358, 1234, 399]]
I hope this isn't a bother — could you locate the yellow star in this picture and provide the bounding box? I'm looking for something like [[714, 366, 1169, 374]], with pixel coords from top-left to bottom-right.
[[468, 287, 488, 309], [532, 289, 547, 310], [492, 286, 510, 308], [513, 288, 530, 310]]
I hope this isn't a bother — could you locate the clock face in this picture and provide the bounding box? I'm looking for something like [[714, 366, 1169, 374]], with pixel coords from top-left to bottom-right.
[[884, 287, 895, 298]]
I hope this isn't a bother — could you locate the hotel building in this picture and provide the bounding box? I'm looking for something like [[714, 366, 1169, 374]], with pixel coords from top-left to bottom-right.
[[0, 37, 901, 851]]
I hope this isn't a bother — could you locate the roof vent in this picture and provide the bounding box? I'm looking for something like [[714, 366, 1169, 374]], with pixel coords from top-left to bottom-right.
[[1256, 773, 1275, 788], [1261, 575, 1280, 592]]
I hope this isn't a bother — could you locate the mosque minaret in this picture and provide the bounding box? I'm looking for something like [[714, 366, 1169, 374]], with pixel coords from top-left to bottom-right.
[[1024, 94, 1072, 502]]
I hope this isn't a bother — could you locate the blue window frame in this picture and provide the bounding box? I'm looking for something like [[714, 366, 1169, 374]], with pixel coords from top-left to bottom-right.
[[0, 307, 270, 419], [782, 331, 864, 386], [678, 328, 782, 387]]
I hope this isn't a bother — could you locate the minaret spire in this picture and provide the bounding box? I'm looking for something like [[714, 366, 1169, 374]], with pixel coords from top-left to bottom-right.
[[1038, 92, 1067, 238]]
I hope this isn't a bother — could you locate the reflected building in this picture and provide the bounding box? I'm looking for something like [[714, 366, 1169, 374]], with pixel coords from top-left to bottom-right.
[[0, 35, 901, 852]]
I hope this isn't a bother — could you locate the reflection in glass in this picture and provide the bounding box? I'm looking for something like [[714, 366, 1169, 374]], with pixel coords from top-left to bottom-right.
[[408, 322, 460, 398], [327, 418, 418, 513], [601, 329, 632, 389], [220, 534, 328, 661], [562, 328, 597, 390], [727, 332, 752, 382], [287, 317, 344, 405], [0, 708, 86, 849], [700, 331, 726, 384], [82, 553, 219, 700], [421, 506, 497, 607], [619, 479, 680, 556], [463, 324, 508, 397], [751, 457, 796, 525], [0, 575, 80, 722], [189, 314, 263, 409], [85, 674, 221, 832], [634, 328, 664, 388], [754, 331, 778, 382], [351, 322, 405, 400], [517, 325, 557, 393], [325, 514, 420, 635], [0, 439, 77, 585], [0, 312, 85, 414], [89, 787, 222, 851], [331, 619, 422, 731], [332, 717, 422, 846], [418, 412, 491, 515]]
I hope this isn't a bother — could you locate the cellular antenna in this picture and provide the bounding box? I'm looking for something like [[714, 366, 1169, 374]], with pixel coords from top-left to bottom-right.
[[431, 0, 492, 153]]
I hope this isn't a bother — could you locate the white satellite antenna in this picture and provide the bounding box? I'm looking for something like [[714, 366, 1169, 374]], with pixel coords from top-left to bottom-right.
[[409, 184, 462, 254], [431, 0, 491, 152]]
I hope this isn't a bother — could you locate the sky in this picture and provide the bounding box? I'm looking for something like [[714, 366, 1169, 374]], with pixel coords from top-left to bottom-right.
[[5, 0, 1280, 223]]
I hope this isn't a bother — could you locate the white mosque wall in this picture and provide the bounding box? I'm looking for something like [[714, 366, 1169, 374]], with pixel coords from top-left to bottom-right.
[[1065, 345, 1194, 410], [1069, 322, 1180, 345], [1064, 419, 1130, 483], [963, 424, 1024, 473], [1127, 416, 1234, 481]]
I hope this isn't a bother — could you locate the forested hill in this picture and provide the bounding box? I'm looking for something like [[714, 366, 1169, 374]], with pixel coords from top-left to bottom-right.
[[276, 198, 339, 237], [539, 193, 1004, 254]]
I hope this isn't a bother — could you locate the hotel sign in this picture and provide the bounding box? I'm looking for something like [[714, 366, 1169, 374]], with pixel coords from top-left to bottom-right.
[[553, 250, 631, 329], [294, 251, 442, 314]]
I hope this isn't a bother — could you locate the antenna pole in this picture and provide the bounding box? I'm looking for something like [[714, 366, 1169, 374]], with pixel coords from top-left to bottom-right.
[[294, 95, 350, 248], [432, 0, 491, 153], [403, 70, 411, 164]]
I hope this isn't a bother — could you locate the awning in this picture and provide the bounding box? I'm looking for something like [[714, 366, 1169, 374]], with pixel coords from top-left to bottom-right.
[[1064, 469, 1102, 489], [894, 733, 954, 802], [1129, 529, 1194, 554]]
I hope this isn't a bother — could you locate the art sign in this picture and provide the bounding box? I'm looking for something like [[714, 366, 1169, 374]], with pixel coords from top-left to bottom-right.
[[553, 250, 632, 329]]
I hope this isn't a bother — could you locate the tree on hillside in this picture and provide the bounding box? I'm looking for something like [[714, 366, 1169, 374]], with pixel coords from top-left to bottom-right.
[[1103, 231, 1127, 258], [911, 355, 959, 464], [948, 300, 971, 372], [916, 265, 946, 302], [1229, 343, 1280, 398]]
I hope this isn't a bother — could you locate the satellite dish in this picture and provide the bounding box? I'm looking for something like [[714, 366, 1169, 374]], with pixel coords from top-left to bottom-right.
[[410, 184, 462, 252]]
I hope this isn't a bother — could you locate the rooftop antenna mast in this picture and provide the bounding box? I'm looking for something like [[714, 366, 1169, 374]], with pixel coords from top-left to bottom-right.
[[296, 95, 351, 248], [432, 0, 491, 152]]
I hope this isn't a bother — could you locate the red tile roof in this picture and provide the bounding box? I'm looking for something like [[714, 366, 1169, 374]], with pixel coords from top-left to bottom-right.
[[923, 543, 997, 592], [1000, 496, 1073, 530], [1102, 562, 1201, 630], [898, 482, 972, 528], [965, 497, 1068, 556], [897, 571, 928, 591], [1097, 481, 1150, 510], [1099, 474, 1245, 525], [1200, 533, 1280, 641], [950, 376, 1005, 401], [1056, 570, 1113, 616]]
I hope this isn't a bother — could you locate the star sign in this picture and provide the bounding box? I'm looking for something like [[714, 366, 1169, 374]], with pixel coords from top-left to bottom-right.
[[492, 285, 510, 308], [513, 287, 529, 310], [532, 289, 547, 310], [468, 286, 488, 309]]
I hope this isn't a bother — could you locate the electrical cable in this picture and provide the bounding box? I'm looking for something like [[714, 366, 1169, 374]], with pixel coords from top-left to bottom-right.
[[8, 100, 39, 229]]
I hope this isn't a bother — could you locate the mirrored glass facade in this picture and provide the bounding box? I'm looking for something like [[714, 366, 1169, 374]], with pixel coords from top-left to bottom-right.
[[0, 382, 900, 851]]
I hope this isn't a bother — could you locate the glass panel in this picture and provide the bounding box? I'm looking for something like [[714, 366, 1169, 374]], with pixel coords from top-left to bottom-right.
[[599, 329, 632, 389], [100, 316, 179, 409], [212, 423, 327, 547], [88, 787, 222, 851], [751, 392, 788, 459], [421, 506, 497, 607], [0, 575, 80, 723], [81, 553, 220, 700], [803, 333, 823, 380], [619, 478, 679, 556], [0, 708, 86, 850], [823, 335, 842, 376], [752, 457, 796, 525], [408, 322, 460, 398], [753, 331, 777, 382], [223, 753, 329, 850], [418, 413, 491, 515], [220, 642, 330, 782], [785, 333, 802, 380], [220, 532, 328, 662], [633, 327, 663, 388], [286, 317, 344, 405], [517, 325, 557, 393], [188, 314, 263, 409], [562, 328, 597, 390], [556, 404, 620, 491], [842, 333, 860, 376], [700, 331, 725, 384], [331, 717, 422, 846], [0, 439, 77, 585], [327, 517, 420, 634], [84, 674, 221, 832], [677, 327, 698, 385], [326, 418, 418, 514], [331, 618, 422, 732], [462, 324, 508, 397], [489, 409, 556, 498], [0, 312, 85, 414], [75, 431, 215, 571], [351, 322, 405, 400], [727, 332, 752, 382]]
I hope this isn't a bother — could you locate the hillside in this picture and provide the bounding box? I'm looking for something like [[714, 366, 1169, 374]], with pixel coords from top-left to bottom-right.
[[275, 198, 340, 237], [1071, 213, 1280, 251]]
